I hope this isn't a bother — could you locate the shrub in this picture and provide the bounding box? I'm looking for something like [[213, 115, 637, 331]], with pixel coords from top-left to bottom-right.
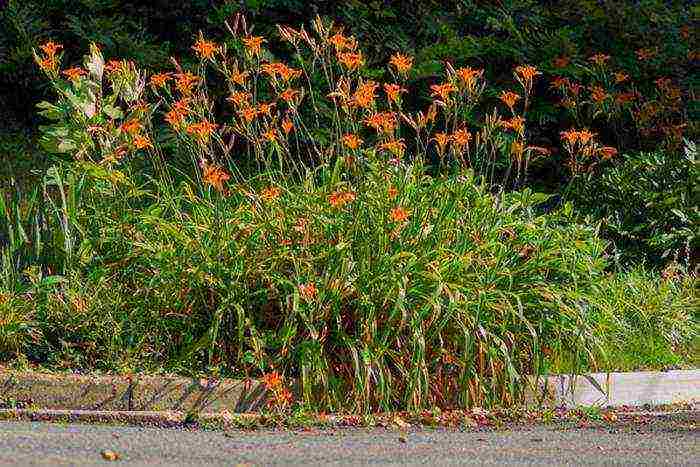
[[567, 141, 699, 268]]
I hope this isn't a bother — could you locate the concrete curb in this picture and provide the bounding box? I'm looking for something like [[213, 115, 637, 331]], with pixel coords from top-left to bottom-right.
[[1, 369, 698, 415], [0, 371, 269, 413], [533, 370, 700, 408]]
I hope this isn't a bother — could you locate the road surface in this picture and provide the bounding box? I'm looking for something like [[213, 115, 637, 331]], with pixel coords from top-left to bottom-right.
[[0, 415, 697, 465]]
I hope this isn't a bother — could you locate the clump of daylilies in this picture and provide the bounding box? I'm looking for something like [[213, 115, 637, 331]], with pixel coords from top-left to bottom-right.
[[549, 50, 688, 151], [34, 14, 621, 193], [262, 371, 294, 410]]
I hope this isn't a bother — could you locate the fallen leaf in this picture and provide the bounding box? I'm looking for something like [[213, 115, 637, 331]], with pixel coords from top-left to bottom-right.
[[101, 450, 120, 461], [462, 415, 477, 428], [392, 415, 410, 429]]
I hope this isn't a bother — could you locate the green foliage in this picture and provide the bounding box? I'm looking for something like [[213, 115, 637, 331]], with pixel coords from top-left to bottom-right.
[[548, 267, 698, 372], [568, 140, 699, 267], [1, 4, 697, 412]]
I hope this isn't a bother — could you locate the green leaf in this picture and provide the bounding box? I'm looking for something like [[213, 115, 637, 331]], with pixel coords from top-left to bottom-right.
[[103, 104, 123, 119], [36, 101, 62, 120], [57, 139, 77, 153]]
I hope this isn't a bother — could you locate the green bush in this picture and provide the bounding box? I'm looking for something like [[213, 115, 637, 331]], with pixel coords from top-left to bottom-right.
[[567, 141, 699, 268]]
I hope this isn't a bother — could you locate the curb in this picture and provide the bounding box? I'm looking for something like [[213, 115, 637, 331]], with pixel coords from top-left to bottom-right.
[[0, 371, 269, 413], [533, 370, 700, 408], [1, 369, 698, 415]]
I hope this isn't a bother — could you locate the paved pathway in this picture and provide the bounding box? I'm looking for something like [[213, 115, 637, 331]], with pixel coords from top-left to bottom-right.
[[0, 416, 697, 465]]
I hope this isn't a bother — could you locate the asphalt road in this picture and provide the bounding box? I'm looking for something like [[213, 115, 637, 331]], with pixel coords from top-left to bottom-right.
[[0, 416, 697, 465]]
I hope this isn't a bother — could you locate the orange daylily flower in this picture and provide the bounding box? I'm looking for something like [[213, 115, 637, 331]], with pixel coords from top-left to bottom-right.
[[261, 127, 278, 142], [614, 72, 629, 84], [281, 117, 294, 135], [337, 51, 364, 70], [187, 120, 218, 140], [379, 138, 406, 156], [433, 132, 450, 154], [510, 140, 525, 157], [174, 72, 200, 95], [389, 206, 410, 223], [389, 53, 413, 75], [280, 66, 301, 82], [560, 129, 580, 145], [499, 90, 521, 110], [298, 283, 317, 300], [164, 99, 191, 128], [202, 163, 230, 192], [192, 37, 218, 59], [279, 88, 301, 105], [383, 83, 407, 104], [550, 76, 570, 90], [262, 62, 301, 82], [514, 65, 541, 89], [451, 128, 472, 149], [342, 134, 363, 150], [37, 56, 58, 73], [515, 65, 540, 81], [502, 116, 525, 134], [577, 129, 595, 144], [328, 190, 356, 208], [262, 371, 283, 390], [240, 106, 258, 124], [120, 120, 142, 134], [257, 102, 276, 117], [105, 60, 126, 74], [562, 128, 597, 146], [329, 31, 356, 52], [430, 82, 457, 101], [261, 186, 282, 201], [387, 186, 398, 199], [227, 91, 251, 107], [261, 62, 282, 78], [589, 53, 611, 66], [455, 67, 484, 89], [364, 112, 397, 134], [589, 85, 609, 103], [230, 69, 249, 86], [636, 48, 657, 61], [150, 72, 171, 88], [242, 36, 265, 56], [39, 41, 62, 57], [62, 67, 86, 81], [615, 91, 636, 105], [132, 135, 152, 150], [352, 80, 379, 109]]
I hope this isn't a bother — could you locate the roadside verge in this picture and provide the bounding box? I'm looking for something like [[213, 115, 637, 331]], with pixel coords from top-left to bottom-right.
[[0, 369, 697, 425]]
